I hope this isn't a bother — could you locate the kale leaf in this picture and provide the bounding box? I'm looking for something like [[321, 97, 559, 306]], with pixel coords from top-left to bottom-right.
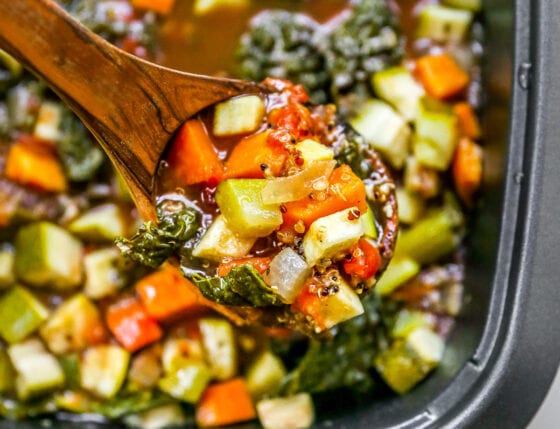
[[116, 199, 199, 269], [191, 264, 283, 307]]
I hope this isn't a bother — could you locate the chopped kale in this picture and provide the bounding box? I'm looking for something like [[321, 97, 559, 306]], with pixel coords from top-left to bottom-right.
[[91, 390, 174, 419], [116, 198, 199, 269], [332, 123, 375, 180], [191, 264, 283, 307]]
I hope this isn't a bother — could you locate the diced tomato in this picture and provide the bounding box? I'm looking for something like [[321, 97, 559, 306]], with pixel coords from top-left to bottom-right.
[[343, 238, 381, 280], [217, 257, 272, 277]]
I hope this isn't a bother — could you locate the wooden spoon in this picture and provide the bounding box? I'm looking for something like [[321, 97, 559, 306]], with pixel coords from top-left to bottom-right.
[[0, 0, 263, 221]]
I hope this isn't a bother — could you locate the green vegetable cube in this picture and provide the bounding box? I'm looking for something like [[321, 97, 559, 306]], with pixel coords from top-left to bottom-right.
[[396, 187, 425, 224], [350, 99, 411, 169], [375, 257, 420, 296], [303, 207, 364, 266], [294, 139, 334, 167], [313, 276, 364, 330], [158, 360, 211, 403], [246, 350, 287, 399], [0, 286, 49, 343], [0, 245, 15, 288], [68, 203, 127, 242], [257, 393, 315, 429], [192, 215, 256, 261], [416, 5, 473, 43], [414, 96, 459, 171], [213, 95, 265, 136], [15, 221, 84, 290], [83, 248, 123, 299], [199, 317, 237, 381], [391, 310, 435, 338], [360, 204, 378, 240], [216, 179, 283, 238], [8, 338, 65, 401], [80, 344, 130, 399], [0, 349, 15, 393]]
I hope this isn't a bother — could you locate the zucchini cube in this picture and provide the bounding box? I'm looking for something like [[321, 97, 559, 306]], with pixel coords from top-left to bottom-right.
[[375, 257, 420, 296], [216, 179, 283, 238], [158, 360, 212, 403], [303, 207, 364, 266], [313, 277, 364, 330], [294, 139, 334, 166], [246, 350, 286, 399], [0, 349, 15, 393], [0, 246, 15, 288], [15, 222, 83, 290], [0, 286, 49, 343], [68, 203, 127, 242], [213, 95, 265, 136], [80, 344, 130, 399], [416, 5, 473, 43], [257, 393, 315, 429], [83, 248, 123, 299], [198, 317, 237, 381]]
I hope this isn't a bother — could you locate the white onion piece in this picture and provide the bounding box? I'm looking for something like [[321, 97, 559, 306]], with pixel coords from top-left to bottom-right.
[[264, 247, 312, 304], [261, 160, 336, 204]]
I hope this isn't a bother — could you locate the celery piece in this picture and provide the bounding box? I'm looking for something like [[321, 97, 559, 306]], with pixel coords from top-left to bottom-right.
[[257, 393, 315, 429], [294, 139, 334, 166], [68, 203, 127, 242], [391, 309, 435, 339], [40, 294, 106, 354], [442, 0, 481, 12], [414, 96, 459, 171], [192, 215, 256, 261], [123, 403, 187, 429], [360, 204, 378, 240], [246, 350, 287, 399], [396, 187, 425, 224], [15, 221, 83, 290], [199, 318, 237, 381], [375, 328, 444, 394], [216, 179, 283, 238], [416, 5, 473, 43], [0, 349, 15, 393], [33, 101, 63, 143], [0, 245, 15, 288], [158, 360, 211, 403], [350, 99, 411, 169], [375, 257, 420, 296], [8, 338, 65, 401], [81, 345, 130, 399], [0, 286, 49, 343], [396, 208, 461, 265], [213, 94, 265, 136], [372, 67, 425, 122], [83, 247, 123, 299], [303, 207, 364, 266]]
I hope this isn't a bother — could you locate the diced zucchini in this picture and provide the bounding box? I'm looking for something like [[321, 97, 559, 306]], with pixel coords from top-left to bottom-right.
[[15, 221, 83, 290], [83, 247, 123, 299], [414, 97, 459, 171], [81, 345, 130, 399], [33, 101, 62, 143], [375, 327, 444, 394], [313, 276, 364, 331], [0, 286, 49, 343], [403, 156, 440, 199], [216, 179, 283, 238], [303, 207, 364, 266], [257, 393, 315, 429], [350, 99, 411, 169], [194, 0, 248, 16], [198, 317, 237, 381], [396, 187, 425, 224], [0, 349, 15, 393], [68, 203, 127, 242], [294, 139, 335, 166], [391, 309, 435, 338], [8, 338, 65, 401], [264, 247, 311, 304], [246, 350, 287, 399], [360, 204, 378, 239], [213, 95, 265, 136], [416, 5, 473, 43], [442, 0, 481, 12], [372, 67, 425, 122], [375, 257, 420, 296], [54, 390, 92, 413], [128, 347, 163, 390], [162, 338, 204, 374], [158, 360, 212, 403], [192, 215, 256, 261], [0, 245, 15, 288], [124, 403, 188, 429], [396, 208, 461, 265], [39, 294, 106, 354]]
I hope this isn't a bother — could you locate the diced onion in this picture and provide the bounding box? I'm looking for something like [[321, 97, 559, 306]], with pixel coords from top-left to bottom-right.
[[264, 247, 311, 304], [261, 160, 336, 204]]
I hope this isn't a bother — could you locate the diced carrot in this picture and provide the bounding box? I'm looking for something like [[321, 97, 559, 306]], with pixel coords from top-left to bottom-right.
[[282, 165, 368, 228], [106, 298, 162, 352], [136, 268, 210, 321], [454, 102, 481, 140], [416, 54, 470, 99], [196, 378, 256, 427], [5, 139, 67, 192], [291, 279, 327, 331], [343, 238, 381, 280], [224, 131, 287, 179], [131, 0, 175, 15], [452, 138, 483, 205], [217, 256, 272, 277], [167, 119, 224, 186]]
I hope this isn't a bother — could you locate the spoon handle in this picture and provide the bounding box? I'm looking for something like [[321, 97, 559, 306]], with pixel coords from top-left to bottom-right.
[[0, 0, 259, 216]]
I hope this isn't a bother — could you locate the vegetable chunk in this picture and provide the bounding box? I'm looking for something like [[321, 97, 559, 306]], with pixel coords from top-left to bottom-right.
[[213, 95, 265, 136]]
